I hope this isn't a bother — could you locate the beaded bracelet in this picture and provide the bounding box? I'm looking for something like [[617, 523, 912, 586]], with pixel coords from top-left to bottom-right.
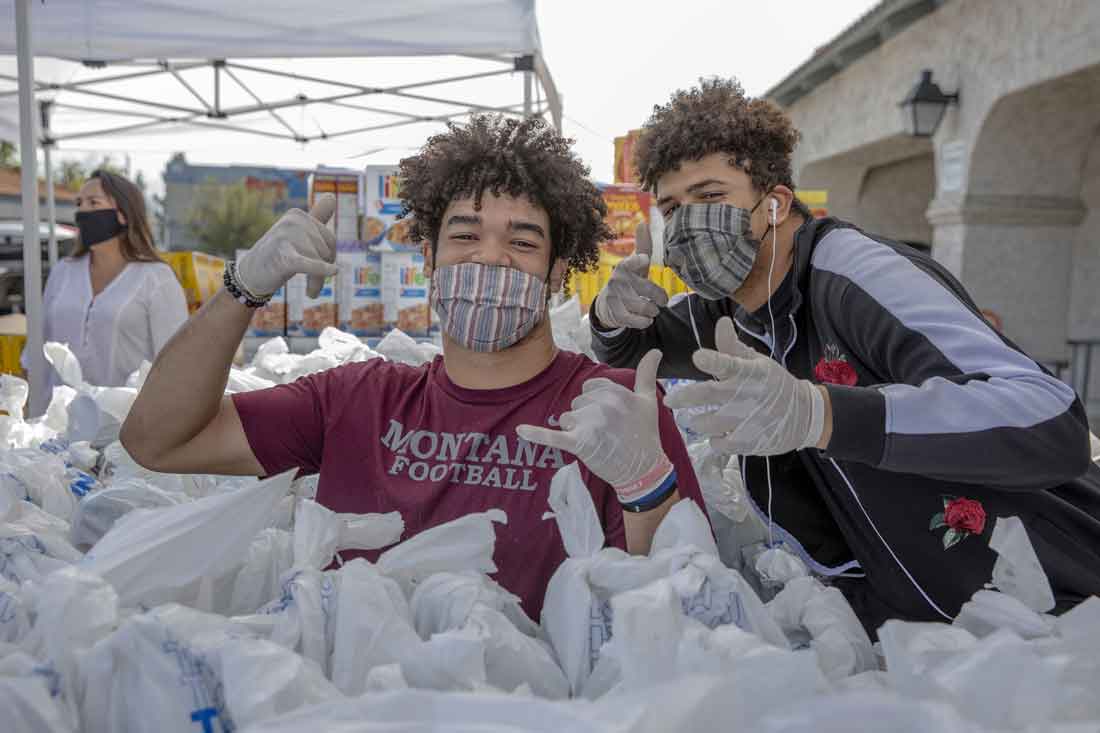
[[223, 261, 270, 309]]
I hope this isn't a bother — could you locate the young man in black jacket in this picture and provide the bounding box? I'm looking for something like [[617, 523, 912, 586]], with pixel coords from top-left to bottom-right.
[[590, 77, 1100, 634]]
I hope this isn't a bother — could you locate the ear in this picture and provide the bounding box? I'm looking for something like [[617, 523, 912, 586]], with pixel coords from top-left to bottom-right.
[[422, 239, 434, 278], [116, 209, 128, 226], [770, 185, 796, 226], [549, 257, 568, 293]]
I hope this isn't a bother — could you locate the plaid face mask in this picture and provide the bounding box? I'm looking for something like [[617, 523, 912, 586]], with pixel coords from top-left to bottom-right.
[[432, 262, 548, 352], [664, 201, 764, 300]]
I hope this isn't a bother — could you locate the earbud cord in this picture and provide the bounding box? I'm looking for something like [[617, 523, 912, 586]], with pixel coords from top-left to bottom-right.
[[765, 199, 778, 549]]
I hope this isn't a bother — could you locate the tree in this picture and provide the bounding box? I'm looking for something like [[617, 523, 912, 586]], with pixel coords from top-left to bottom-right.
[[0, 140, 16, 169], [187, 180, 279, 258], [51, 155, 128, 192]]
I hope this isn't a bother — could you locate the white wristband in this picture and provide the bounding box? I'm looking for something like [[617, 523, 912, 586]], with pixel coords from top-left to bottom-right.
[[805, 382, 826, 450]]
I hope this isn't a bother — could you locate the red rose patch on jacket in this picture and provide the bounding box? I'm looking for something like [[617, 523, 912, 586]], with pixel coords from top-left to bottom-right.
[[929, 496, 987, 549]]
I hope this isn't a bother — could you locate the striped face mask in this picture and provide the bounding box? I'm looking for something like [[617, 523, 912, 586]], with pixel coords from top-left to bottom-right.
[[431, 262, 548, 352], [664, 200, 767, 300]]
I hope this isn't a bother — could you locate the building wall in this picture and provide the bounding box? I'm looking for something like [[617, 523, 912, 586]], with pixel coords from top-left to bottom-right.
[[163, 155, 310, 251], [1069, 133, 1100, 411], [777, 0, 1100, 375]]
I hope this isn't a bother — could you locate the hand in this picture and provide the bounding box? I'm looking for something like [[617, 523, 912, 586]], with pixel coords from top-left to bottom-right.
[[517, 349, 672, 502], [664, 317, 825, 456], [592, 227, 669, 330], [236, 194, 339, 298]]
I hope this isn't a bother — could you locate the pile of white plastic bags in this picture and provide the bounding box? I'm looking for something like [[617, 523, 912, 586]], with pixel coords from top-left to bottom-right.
[[1, 299, 1099, 732]]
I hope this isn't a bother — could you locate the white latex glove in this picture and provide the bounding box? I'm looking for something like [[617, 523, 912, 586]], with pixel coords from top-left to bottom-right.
[[592, 226, 669, 330], [236, 193, 339, 298], [516, 349, 672, 502], [664, 316, 825, 456]]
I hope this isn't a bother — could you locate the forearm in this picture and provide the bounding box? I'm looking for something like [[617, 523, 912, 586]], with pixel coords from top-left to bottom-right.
[[820, 381, 1091, 488], [591, 302, 710, 379], [622, 490, 680, 555], [121, 289, 252, 464]]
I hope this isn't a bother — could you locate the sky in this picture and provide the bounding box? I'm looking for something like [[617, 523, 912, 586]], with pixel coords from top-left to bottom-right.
[[9, 0, 882, 199]]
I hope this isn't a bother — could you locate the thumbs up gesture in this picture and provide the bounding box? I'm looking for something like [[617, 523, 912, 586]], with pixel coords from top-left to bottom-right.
[[591, 222, 669, 331], [517, 349, 674, 505], [236, 193, 340, 299]]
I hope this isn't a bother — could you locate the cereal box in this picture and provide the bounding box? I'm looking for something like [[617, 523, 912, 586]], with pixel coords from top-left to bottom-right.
[[286, 274, 337, 337], [364, 165, 418, 252], [337, 241, 383, 337], [237, 249, 285, 337], [311, 169, 361, 241], [382, 251, 430, 336]]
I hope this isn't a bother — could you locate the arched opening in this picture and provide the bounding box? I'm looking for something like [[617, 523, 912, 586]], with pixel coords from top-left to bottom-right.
[[856, 152, 935, 251], [962, 64, 1100, 418]]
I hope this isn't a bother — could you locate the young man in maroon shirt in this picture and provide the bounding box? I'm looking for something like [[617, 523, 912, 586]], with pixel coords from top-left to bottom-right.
[[121, 115, 705, 618]]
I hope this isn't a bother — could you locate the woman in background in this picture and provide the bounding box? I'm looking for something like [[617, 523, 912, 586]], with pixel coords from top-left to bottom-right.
[[30, 169, 187, 410]]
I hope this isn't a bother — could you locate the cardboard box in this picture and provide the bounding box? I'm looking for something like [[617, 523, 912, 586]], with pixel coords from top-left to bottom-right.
[[364, 165, 418, 252], [599, 184, 652, 259], [311, 169, 361, 241], [165, 251, 226, 314], [286, 274, 337, 337], [381, 251, 430, 336], [337, 242, 383, 337], [237, 249, 286, 337]]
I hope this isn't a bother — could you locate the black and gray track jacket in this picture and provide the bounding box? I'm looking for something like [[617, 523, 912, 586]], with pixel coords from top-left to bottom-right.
[[591, 216, 1100, 630]]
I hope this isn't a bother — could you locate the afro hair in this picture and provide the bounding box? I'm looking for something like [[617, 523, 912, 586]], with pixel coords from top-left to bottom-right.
[[634, 77, 810, 216], [399, 114, 611, 282]]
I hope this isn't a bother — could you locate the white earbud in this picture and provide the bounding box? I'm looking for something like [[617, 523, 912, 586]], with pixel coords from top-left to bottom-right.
[[769, 198, 779, 224]]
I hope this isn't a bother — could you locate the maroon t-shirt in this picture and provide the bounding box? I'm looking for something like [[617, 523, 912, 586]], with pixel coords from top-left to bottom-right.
[[232, 350, 705, 618]]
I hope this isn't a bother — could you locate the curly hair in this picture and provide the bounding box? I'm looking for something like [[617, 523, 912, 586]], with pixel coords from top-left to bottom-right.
[[634, 77, 811, 217], [399, 114, 610, 282]]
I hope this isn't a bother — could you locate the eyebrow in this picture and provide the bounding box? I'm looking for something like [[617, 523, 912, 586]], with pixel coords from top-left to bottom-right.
[[445, 214, 546, 239], [509, 220, 546, 239], [445, 214, 481, 227], [656, 178, 729, 207]]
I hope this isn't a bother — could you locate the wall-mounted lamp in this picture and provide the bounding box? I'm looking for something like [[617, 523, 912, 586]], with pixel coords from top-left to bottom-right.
[[899, 69, 959, 137]]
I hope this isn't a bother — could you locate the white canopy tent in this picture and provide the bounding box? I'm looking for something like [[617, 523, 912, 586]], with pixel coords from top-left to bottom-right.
[[0, 0, 560, 416]]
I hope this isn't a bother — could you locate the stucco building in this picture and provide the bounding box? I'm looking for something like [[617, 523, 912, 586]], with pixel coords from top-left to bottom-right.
[[768, 0, 1100, 422]]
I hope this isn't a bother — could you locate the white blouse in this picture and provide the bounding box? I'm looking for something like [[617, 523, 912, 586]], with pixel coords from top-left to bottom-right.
[[32, 255, 189, 406]]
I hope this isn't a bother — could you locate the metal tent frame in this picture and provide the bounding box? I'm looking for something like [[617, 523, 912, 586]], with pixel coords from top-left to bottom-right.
[[5, 0, 561, 415]]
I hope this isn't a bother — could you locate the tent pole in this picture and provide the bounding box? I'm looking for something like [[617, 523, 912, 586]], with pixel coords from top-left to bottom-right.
[[41, 101, 58, 269], [15, 0, 47, 417], [524, 70, 533, 117]]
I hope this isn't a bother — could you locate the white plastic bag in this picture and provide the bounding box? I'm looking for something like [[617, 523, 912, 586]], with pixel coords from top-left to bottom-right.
[[953, 588, 1054, 640], [1, 450, 75, 523], [81, 470, 295, 609], [0, 578, 29, 643], [410, 572, 567, 699], [374, 328, 441, 366], [20, 566, 119, 716], [69, 477, 188, 549], [326, 558, 419, 694], [0, 650, 75, 733], [767, 576, 877, 680], [292, 498, 403, 571], [988, 515, 1056, 613], [376, 508, 506, 597], [218, 636, 342, 729], [76, 604, 244, 733]]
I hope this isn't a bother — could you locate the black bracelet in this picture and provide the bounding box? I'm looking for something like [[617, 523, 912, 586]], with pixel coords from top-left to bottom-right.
[[224, 261, 270, 308], [621, 470, 679, 513]]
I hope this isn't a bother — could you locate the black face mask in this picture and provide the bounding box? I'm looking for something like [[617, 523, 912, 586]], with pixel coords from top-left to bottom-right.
[[75, 209, 124, 247]]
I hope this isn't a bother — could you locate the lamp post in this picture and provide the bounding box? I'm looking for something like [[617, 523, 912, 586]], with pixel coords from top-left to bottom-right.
[[899, 69, 959, 137]]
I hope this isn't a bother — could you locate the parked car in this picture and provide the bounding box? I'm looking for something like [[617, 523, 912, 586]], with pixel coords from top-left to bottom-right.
[[0, 220, 77, 314]]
